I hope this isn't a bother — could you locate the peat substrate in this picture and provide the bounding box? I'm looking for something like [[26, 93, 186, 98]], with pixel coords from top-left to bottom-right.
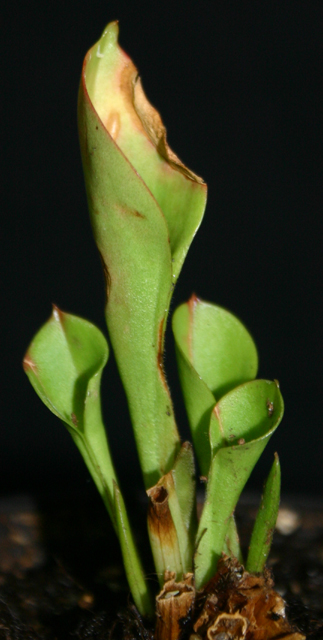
[[0, 492, 322, 639]]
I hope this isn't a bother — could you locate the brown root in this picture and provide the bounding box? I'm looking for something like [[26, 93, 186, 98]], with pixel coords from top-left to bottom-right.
[[192, 555, 305, 640], [154, 556, 305, 640]]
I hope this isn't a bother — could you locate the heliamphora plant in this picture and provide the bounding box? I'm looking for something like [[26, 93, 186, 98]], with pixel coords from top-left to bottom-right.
[[24, 22, 304, 640]]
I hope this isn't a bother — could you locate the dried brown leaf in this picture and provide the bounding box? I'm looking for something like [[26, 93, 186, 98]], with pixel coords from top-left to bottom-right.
[[155, 572, 195, 640]]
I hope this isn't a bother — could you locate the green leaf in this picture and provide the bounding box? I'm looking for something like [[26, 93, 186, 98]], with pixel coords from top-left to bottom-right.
[[168, 443, 197, 574], [23, 307, 117, 529], [114, 482, 154, 618], [172, 297, 258, 475], [194, 379, 284, 589], [171, 442, 198, 564], [222, 515, 243, 564], [246, 453, 281, 573], [78, 23, 207, 488]]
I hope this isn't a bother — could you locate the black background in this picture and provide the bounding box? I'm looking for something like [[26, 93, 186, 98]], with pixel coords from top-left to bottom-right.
[[2, 1, 323, 501]]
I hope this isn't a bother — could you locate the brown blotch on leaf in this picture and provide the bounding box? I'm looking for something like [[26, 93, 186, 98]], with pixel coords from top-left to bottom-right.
[[155, 572, 195, 640], [98, 252, 111, 301], [71, 413, 78, 427], [115, 202, 146, 219], [157, 318, 167, 386], [22, 352, 38, 375]]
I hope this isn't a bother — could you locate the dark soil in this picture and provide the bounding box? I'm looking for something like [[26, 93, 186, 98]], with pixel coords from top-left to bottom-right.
[[0, 493, 322, 639]]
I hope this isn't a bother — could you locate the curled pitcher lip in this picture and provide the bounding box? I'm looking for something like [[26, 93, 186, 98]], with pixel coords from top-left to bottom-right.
[[81, 21, 205, 186], [78, 21, 207, 287]]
